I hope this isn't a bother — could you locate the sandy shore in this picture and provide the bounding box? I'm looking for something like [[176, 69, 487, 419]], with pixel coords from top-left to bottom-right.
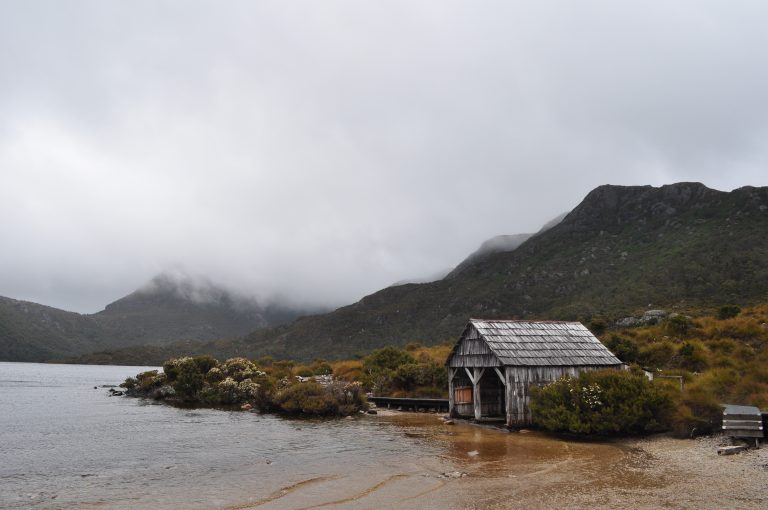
[[437, 430, 768, 510], [223, 412, 768, 510]]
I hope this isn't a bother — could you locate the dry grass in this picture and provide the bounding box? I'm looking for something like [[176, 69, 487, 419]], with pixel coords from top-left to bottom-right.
[[604, 304, 768, 430]]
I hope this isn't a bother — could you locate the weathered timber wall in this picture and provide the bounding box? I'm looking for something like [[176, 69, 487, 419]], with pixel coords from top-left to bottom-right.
[[448, 325, 502, 368], [506, 365, 608, 426]]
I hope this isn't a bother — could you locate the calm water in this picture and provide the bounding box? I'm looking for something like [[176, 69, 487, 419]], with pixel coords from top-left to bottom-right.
[[0, 363, 456, 509], [0, 362, 638, 510]]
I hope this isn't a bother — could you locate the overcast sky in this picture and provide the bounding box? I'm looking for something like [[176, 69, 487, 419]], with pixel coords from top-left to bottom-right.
[[2, 1, 768, 313]]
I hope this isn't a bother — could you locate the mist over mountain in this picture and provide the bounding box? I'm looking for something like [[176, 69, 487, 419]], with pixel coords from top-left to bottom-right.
[[0, 273, 320, 362], [446, 212, 568, 280], [221, 182, 768, 361], [5, 182, 768, 365]]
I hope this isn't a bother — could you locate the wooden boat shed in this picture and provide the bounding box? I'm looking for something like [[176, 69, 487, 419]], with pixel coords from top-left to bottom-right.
[[446, 319, 623, 426]]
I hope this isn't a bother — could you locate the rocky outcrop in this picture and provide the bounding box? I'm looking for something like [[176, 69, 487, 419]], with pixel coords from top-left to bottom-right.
[[616, 310, 669, 327]]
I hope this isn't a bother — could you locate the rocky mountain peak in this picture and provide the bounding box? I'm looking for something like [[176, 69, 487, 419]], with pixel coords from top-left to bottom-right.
[[558, 182, 725, 232]]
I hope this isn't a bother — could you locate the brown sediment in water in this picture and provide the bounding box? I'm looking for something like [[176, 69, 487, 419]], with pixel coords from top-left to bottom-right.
[[223, 476, 339, 510], [223, 412, 768, 510], [293, 474, 409, 509]]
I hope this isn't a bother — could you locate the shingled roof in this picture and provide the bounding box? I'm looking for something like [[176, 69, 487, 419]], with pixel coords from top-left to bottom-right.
[[459, 319, 622, 367]]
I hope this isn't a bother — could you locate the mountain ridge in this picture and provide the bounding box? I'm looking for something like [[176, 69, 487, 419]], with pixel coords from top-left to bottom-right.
[[226, 182, 768, 361], [6, 181, 768, 365], [0, 273, 316, 362]]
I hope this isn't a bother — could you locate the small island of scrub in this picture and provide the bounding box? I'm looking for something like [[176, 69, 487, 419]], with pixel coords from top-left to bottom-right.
[[119, 345, 448, 417], [121, 356, 368, 416]]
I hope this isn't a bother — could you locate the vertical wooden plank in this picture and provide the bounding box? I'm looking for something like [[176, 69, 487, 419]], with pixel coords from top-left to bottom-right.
[[505, 366, 512, 426], [448, 368, 455, 417], [473, 367, 482, 420]]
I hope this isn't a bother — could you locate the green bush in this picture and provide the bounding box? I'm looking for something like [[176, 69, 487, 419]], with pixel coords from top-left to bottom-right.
[[605, 334, 639, 363], [308, 359, 333, 376], [671, 387, 722, 437], [209, 377, 262, 405], [639, 341, 676, 368], [220, 357, 261, 381], [121, 370, 167, 396], [174, 357, 204, 401], [588, 318, 607, 335], [274, 382, 334, 415], [674, 342, 708, 372], [664, 315, 694, 336], [717, 305, 741, 320], [363, 347, 416, 372], [273, 381, 366, 416], [530, 369, 673, 435], [192, 355, 218, 374], [392, 362, 446, 393]]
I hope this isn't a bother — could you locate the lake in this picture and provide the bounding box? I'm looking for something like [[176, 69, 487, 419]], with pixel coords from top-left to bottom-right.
[[1, 362, 663, 509]]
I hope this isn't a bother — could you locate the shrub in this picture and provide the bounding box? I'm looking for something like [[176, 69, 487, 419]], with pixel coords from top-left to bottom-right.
[[273, 381, 367, 416], [270, 360, 296, 380], [325, 381, 367, 415], [530, 369, 673, 435], [664, 315, 694, 336], [392, 362, 447, 394], [671, 387, 722, 437], [162, 360, 180, 382], [206, 366, 224, 383], [192, 355, 218, 374], [362, 347, 416, 394], [274, 382, 335, 415], [121, 370, 166, 395], [673, 341, 709, 372], [310, 359, 333, 376], [174, 357, 204, 401], [717, 305, 741, 320], [332, 360, 363, 381], [605, 334, 639, 363], [404, 342, 422, 352], [588, 318, 607, 336], [220, 357, 260, 381], [363, 347, 416, 373], [638, 341, 676, 368]]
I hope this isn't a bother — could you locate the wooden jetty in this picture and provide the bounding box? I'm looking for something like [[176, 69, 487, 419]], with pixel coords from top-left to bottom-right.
[[368, 396, 449, 412]]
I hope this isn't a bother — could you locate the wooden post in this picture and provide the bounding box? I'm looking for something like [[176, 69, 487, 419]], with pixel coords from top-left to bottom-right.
[[494, 367, 506, 418], [505, 367, 512, 426], [473, 367, 484, 420], [448, 368, 456, 417]]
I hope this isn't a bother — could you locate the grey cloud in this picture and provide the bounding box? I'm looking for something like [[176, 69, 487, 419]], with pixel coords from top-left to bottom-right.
[[1, 1, 767, 312]]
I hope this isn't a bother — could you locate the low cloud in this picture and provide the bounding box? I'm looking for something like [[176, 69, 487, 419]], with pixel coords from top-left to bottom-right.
[[1, 1, 767, 312]]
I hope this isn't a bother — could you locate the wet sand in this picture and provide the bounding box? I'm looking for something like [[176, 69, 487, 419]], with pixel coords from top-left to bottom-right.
[[225, 412, 768, 510]]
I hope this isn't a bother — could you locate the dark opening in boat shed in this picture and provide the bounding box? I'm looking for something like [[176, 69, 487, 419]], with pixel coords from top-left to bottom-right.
[[446, 319, 623, 426]]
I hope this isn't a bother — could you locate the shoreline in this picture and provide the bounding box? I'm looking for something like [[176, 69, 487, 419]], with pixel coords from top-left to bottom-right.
[[223, 410, 768, 510]]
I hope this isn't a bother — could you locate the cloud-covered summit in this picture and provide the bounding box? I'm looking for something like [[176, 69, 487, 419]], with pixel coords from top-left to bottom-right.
[[1, 1, 768, 313]]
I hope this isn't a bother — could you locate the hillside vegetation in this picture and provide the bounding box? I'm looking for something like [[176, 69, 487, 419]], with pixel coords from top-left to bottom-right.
[[231, 183, 768, 361], [63, 183, 768, 365], [119, 305, 768, 434], [8, 182, 768, 365]]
